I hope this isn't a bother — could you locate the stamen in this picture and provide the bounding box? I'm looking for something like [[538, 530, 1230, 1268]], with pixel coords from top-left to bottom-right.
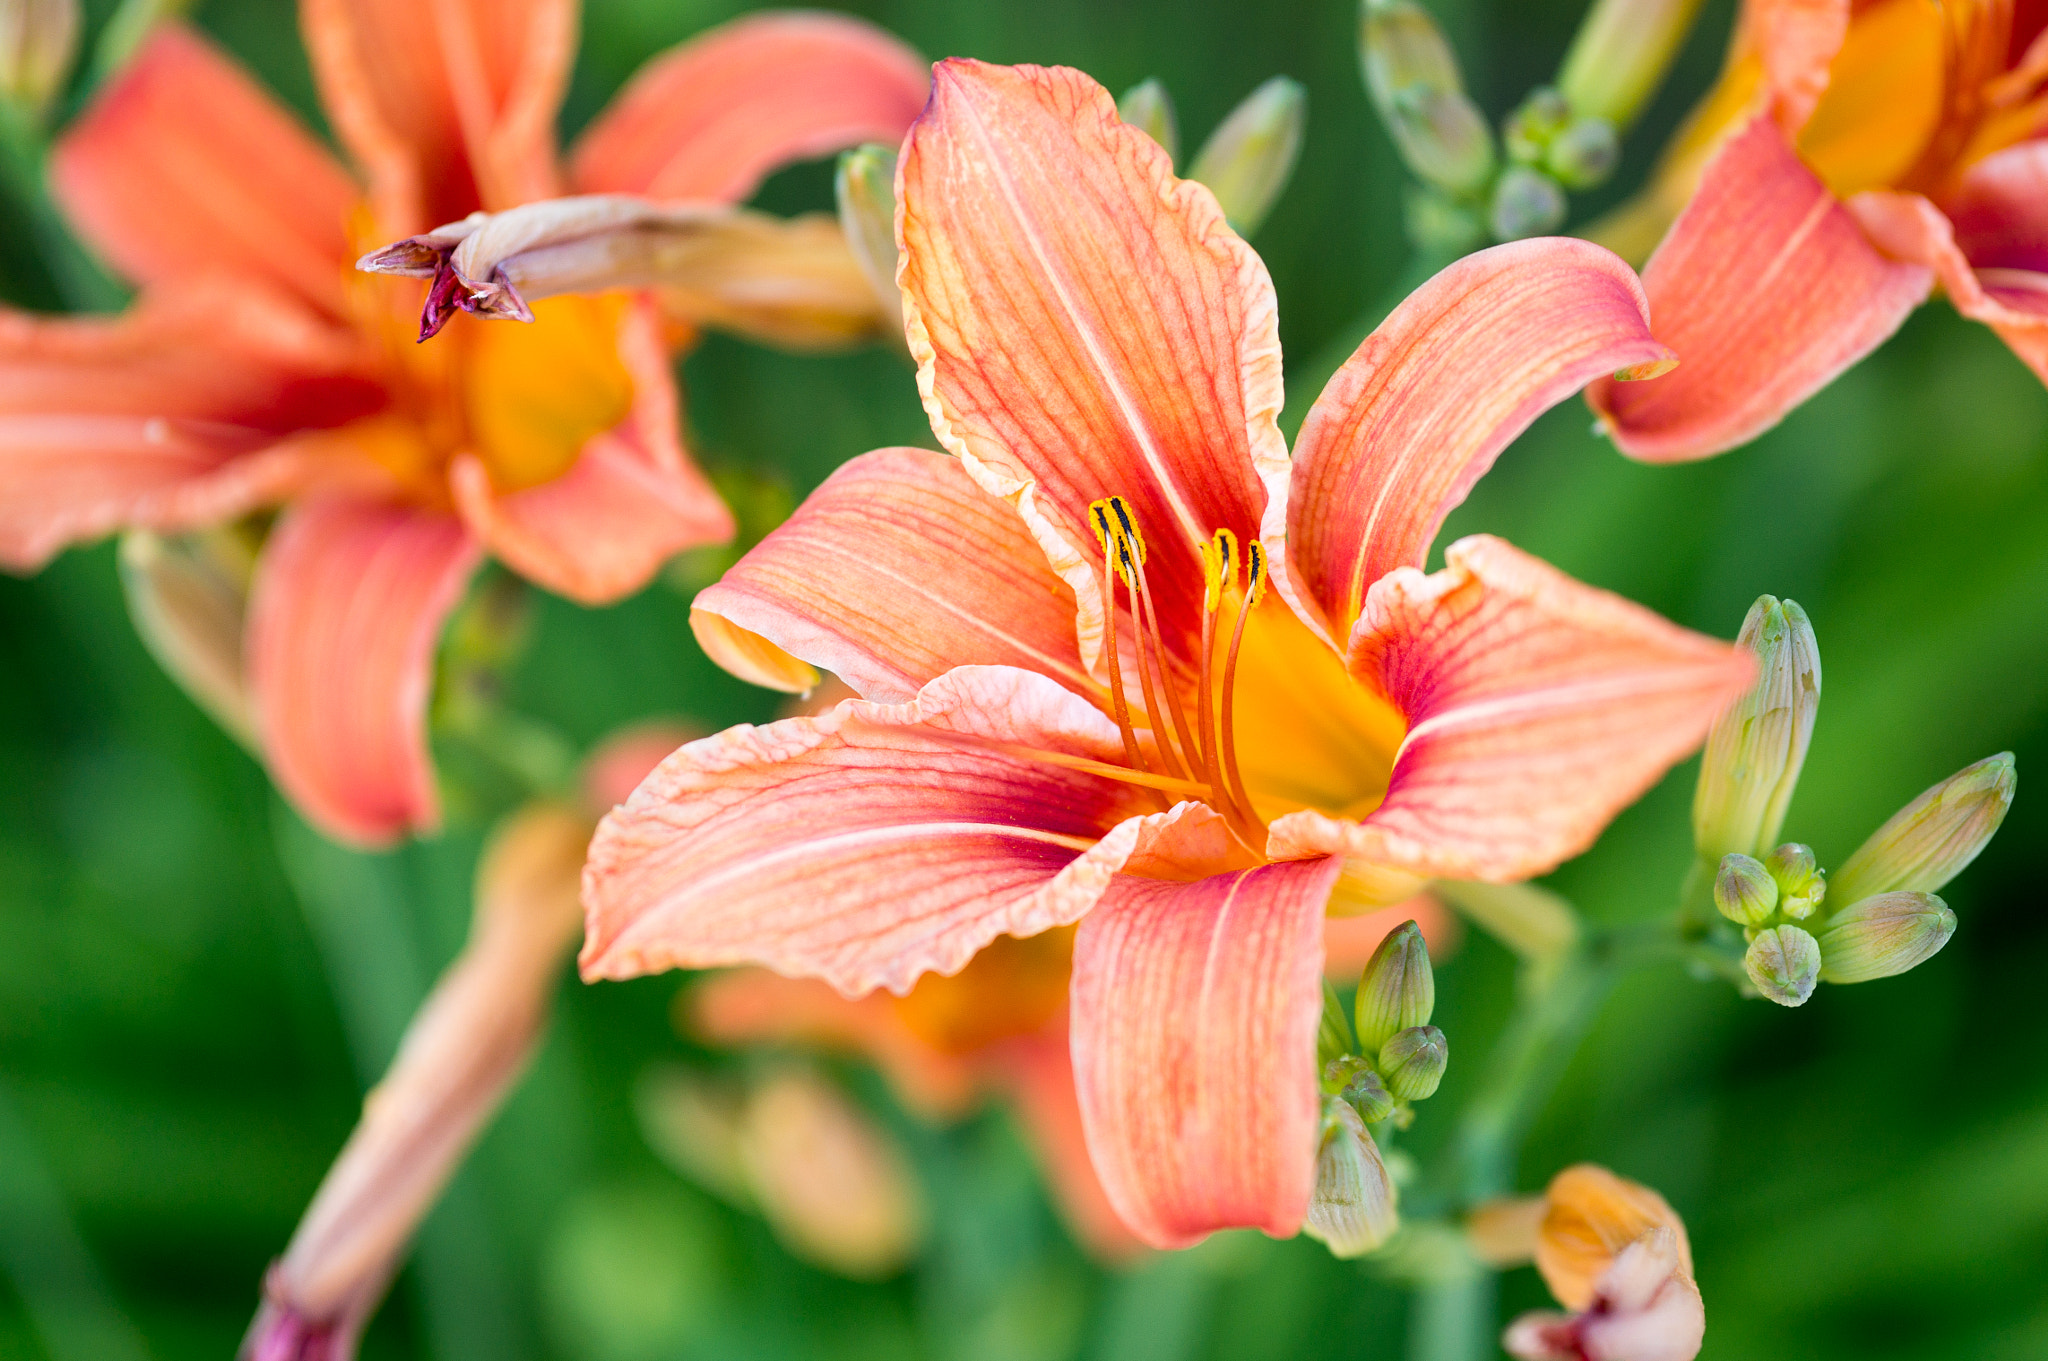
[[1089, 501, 1158, 795], [986, 743, 1213, 797], [1218, 539, 1267, 836], [1195, 528, 1235, 787], [1105, 500, 1200, 781]]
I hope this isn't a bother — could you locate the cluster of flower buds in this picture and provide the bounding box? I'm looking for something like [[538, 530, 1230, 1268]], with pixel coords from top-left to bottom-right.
[[1696, 596, 2016, 1006], [1304, 921, 1445, 1256], [1117, 75, 1307, 236]]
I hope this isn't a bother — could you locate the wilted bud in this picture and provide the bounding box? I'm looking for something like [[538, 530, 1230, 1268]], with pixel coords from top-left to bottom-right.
[[1361, 0, 1496, 194], [1557, 0, 1709, 128], [1713, 853, 1777, 926], [1763, 842, 1825, 919], [1534, 1165, 1692, 1312], [1545, 118, 1620, 189], [1355, 919, 1434, 1053], [1186, 76, 1305, 235], [1817, 892, 1956, 984], [1379, 1025, 1448, 1101], [1303, 1099, 1399, 1258], [1502, 87, 1570, 165], [1694, 596, 1821, 861], [1490, 165, 1568, 239], [835, 143, 903, 339], [0, 0, 78, 119], [1830, 754, 2017, 905], [1118, 77, 1180, 163], [1744, 924, 1821, 1007], [119, 529, 256, 747], [1507, 1228, 1704, 1361]]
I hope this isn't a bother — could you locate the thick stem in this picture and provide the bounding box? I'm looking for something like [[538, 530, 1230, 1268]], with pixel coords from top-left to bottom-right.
[[1407, 1271, 1495, 1361]]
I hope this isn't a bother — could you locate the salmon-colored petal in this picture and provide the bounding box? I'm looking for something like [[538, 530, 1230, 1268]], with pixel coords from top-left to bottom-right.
[[1069, 855, 1341, 1249], [48, 25, 358, 314], [1281, 239, 1670, 648], [569, 11, 928, 204], [1586, 117, 1933, 463], [983, 1025, 1146, 1260], [899, 60, 1287, 667], [1745, 0, 1851, 132], [692, 447, 1093, 703], [247, 497, 481, 847], [302, 0, 573, 232], [581, 665, 1198, 996], [1267, 537, 1752, 881], [450, 300, 730, 603]]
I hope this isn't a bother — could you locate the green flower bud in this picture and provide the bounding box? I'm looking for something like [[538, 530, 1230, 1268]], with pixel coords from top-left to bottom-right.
[[1558, 0, 1709, 128], [1502, 86, 1570, 165], [1379, 1025, 1448, 1101], [1764, 842, 1825, 919], [1403, 184, 1488, 255], [1816, 891, 1956, 984], [1318, 980, 1356, 1070], [1187, 76, 1306, 236], [1118, 77, 1180, 163], [1713, 852, 1778, 926], [1355, 919, 1434, 1053], [1694, 596, 1822, 860], [1490, 165, 1567, 240], [835, 143, 903, 334], [1360, 0, 1496, 194], [1744, 924, 1821, 1007], [0, 0, 78, 120], [1831, 754, 2017, 905], [1324, 1054, 1396, 1123], [1544, 117, 1620, 189], [1303, 1099, 1399, 1258]]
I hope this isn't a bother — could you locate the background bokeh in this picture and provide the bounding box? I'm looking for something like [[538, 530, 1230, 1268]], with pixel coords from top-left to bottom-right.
[[4, 0, 2046, 1358]]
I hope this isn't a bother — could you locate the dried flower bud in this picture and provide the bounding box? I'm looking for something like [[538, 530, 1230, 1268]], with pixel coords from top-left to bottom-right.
[[1490, 165, 1568, 240], [1187, 76, 1305, 235], [1694, 596, 1820, 860], [1830, 754, 2017, 905], [1712, 853, 1777, 927], [0, 0, 78, 119], [1360, 0, 1496, 193], [835, 143, 903, 338], [1744, 924, 1821, 1007], [1379, 1024, 1448, 1101], [1817, 891, 1955, 984], [118, 529, 256, 747], [1545, 117, 1621, 189], [1763, 842, 1825, 919], [1302, 1099, 1399, 1258], [1557, 0, 1709, 128], [1503, 87, 1571, 164], [1118, 77, 1180, 163], [1355, 919, 1434, 1053]]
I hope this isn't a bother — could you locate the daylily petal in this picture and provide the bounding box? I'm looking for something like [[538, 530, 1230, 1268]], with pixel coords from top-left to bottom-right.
[[1281, 239, 1670, 648], [1746, 0, 1852, 133], [692, 446, 1093, 702], [1267, 537, 1751, 881], [302, 0, 574, 232], [1945, 140, 2048, 272], [247, 497, 481, 847], [450, 299, 730, 603], [568, 11, 928, 204], [1069, 855, 1342, 1249], [986, 1025, 1147, 1260], [47, 24, 358, 315], [898, 59, 1288, 665], [581, 665, 1206, 996], [1586, 117, 1933, 463]]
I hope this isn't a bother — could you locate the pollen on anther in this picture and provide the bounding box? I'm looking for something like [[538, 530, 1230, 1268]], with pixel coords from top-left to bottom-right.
[[1244, 540, 1268, 606], [1202, 528, 1238, 607]]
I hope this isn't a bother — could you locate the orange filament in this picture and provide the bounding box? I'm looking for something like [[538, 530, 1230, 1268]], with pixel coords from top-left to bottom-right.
[[1089, 502, 1161, 802]]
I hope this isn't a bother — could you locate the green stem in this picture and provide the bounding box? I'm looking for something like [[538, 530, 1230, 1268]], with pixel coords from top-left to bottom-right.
[[1407, 1270, 1495, 1361]]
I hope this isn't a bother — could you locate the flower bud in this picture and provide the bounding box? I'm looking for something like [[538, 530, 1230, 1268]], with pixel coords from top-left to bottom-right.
[[1404, 184, 1487, 255], [1503, 87, 1570, 165], [1187, 76, 1305, 236], [1744, 924, 1821, 1007], [118, 529, 256, 747], [1490, 166, 1568, 240], [1302, 1099, 1399, 1258], [1817, 891, 1955, 984], [1694, 596, 1820, 861], [0, 0, 78, 120], [1830, 753, 2017, 905], [1379, 1024, 1448, 1101], [1557, 0, 1709, 128], [1712, 853, 1777, 926], [1318, 980, 1356, 1070], [1118, 77, 1180, 164], [1544, 118, 1620, 189], [1355, 919, 1434, 1053], [1360, 0, 1496, 194], [1324, 1053, 1396, 1122], [1763, 842, 1825, 919], [835, 143, 903, 336]]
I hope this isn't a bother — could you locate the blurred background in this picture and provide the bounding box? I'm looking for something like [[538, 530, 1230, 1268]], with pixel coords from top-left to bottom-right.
[[3, 0, 2046, 1357]]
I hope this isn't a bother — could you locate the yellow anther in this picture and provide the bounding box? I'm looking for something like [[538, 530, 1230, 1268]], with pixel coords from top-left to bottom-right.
[[1202, 528, 1238, 608], [1245, 540, 1268, 607], [1106, 496, 1148, 566], [1088, 500, 1116, 555]]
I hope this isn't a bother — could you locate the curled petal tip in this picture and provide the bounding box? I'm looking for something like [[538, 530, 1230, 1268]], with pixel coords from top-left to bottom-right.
[[1613, 352, 1678, 382], [355, 238, 446, 277]]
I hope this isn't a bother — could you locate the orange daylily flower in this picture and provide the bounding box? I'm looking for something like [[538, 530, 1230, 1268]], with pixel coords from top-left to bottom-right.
[[1586, 0, 2048, 461], [579, 60, 1751, 1251], [0, 6, 928, 845]]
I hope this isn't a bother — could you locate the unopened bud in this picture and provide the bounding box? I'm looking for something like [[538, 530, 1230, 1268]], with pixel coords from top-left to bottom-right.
[[1324, 1054, 1396, 1122], [1763, 842, 1825, 919], [1379, 1025, 1448, 1101], [1817, 891, 1956, 984], [118, 529, 255, 747], [1187, 76, 1305, 235], [1356, 919, 1434, 1053], [1303, 1099, 1399, 1258], [1503, 87, 1570, 165], [1361, 0, 1496, 194], [1490, 165, 1568, 239], [1694, 596, 1821, 860], [0, 0, 78, 119], [1557, 0, 1709, 128], [1318, 980, 1357, 1070], [1404, 184, 1487, 255], [836, 143, 903, 336], [1712, 853, 1777, 927], [1545, 118, 1620, 189], [1744, 924, 1821, 1007], [1118, 77, 1180, 164], [1830, 754, 2017, 905]]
